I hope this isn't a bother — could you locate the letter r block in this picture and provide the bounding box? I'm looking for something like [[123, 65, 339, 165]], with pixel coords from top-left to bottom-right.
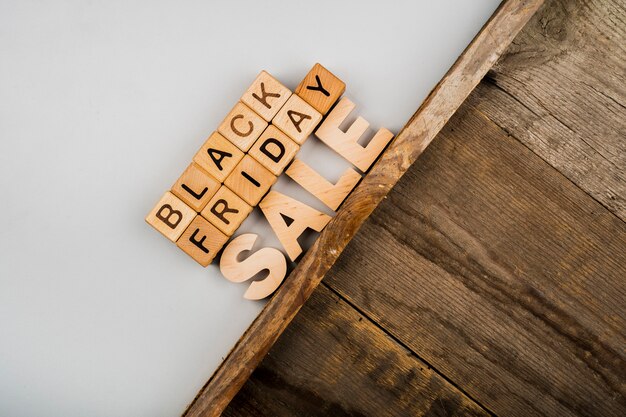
[[218, 102, 268, 152], [201, 185, 253, 236], [177, 215, 229, 267], [146, 191, 196, 242], [241, 71, 292, 122]]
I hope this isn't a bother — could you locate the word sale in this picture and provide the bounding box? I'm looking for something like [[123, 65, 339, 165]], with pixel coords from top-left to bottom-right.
[[146, 63, 393, 300]]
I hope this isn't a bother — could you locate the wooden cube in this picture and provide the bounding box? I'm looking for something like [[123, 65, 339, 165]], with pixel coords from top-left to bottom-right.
[[171, 163, 220, 212], [224, 155, 277, 206], [201, 185, 253, 236], [295, 63, 346, 115], [193, 131, 244, 182], [248, 125, 299, 176], [218, 102, 268, 152], [241, 71, 292, 122], [146, 191, 196, 242], [272, 95, 322, 144], [176, 215, 228, 266]]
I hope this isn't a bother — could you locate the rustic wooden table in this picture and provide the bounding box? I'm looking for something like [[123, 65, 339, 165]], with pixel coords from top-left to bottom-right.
[[223, 0, 626, 415]]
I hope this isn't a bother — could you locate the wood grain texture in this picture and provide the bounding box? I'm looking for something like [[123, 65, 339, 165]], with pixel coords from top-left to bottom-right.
[[224, 285, 489, 417], [467, 0, 626, 221], [324, 104, 626, 417], [183, 1, 544, 415]]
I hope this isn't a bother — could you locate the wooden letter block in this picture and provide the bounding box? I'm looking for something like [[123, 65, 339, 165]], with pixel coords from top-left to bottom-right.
[[145, 191, 196, 242], [218, 102, 268, 152], [248, 125, 299, 176], [285, 158, 361, 211], [224, 155, 277, 206], [220, 233, 287, 300], [315, 97, 394, 172], [272, 95, 322, 145], [295, 63, 346, 115], [259, 191, 331, 261], [193, 131, 244, 182], [176, 215, 228, 267], [171, 163, 220, 212], [201, 185, 252, 236], [240, 71, 292, 122]]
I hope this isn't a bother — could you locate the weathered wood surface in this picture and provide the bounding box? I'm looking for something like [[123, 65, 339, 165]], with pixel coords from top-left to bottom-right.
[[223, 285, 489, 417], [469, 0, 626, 221], [183, 1, 544, 415]]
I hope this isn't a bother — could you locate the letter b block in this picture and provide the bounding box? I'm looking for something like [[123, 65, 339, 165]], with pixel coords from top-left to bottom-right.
[[146, 192, 196, 242]]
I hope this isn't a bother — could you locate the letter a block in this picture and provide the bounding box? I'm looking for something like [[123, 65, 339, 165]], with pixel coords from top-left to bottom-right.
[[225, 155, 277, 206], [193, 131, 244, 182], [171, 163, 220, 212], [295, 63, 346, 115], [201, 185, 253, 236], [241, 71, 292, 122], [218, 102, 268, 152], [248, 125, 299, 176], [177, 215, 229, 266], [272, 95, 322, 145], [146, 191, 196, 242]]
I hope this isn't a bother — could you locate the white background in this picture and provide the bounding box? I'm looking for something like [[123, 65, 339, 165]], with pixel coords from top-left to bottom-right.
[[0, 1, 499, 416]]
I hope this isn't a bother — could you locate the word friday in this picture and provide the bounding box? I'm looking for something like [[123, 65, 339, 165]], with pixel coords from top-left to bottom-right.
[[146, 63, 393, 299]]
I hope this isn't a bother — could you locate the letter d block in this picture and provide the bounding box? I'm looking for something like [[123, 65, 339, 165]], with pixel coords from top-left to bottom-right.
[[177, 215, 228, 266], [241, 71, 292, 122], [218, 102, 268, 152], [248, 125, 299, 176], [146, 191, 196, 242]]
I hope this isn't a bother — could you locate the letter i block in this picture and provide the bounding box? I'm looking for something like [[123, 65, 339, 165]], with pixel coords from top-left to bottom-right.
[[241, 71, 292, 122], [224, 155, 277, 206], [193, 132, 244, 182], [146, 191, 196, 242], [272, 95, 322, 145], [218, 102, 268, 152], [295, 63, 346, 115], [201, 185, 253, 236], [177, 215, 228, 266], [248, 125, 299, 176], [171, 163, 220, 212]]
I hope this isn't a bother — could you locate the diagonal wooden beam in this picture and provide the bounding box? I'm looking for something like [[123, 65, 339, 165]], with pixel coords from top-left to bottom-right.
[[183, 1, 545, 415]]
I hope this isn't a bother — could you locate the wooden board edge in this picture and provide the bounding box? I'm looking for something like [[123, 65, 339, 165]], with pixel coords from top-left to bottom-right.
[[183, 1, 545, 415]]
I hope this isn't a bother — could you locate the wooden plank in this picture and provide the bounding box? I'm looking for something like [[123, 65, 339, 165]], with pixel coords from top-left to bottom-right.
[[183, 1, 545, 415], [467, 0, 626, 221], [223, 284, 490, 417], [324, 103, 626, 417]]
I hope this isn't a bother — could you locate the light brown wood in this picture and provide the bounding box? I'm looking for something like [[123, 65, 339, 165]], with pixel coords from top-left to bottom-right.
[[259, 190, 331, 261], [193, 131, 244, 183], [201, 185, 253, 236], [176, 215, 228, 267], [295, 63, 346, 115], [240, 71, 292, 122], [248, 125, 299, 176], [218, 102, 268, 152], [316, 97, 394, 172], [171, 163, 221, 212], [145, 191, 196, 242], [183, 1, 544, 415], [285, 158, 361, 211], [220, 233, 287, 300], [271, 95, 322, 145], [224, 155, 277, 206]]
